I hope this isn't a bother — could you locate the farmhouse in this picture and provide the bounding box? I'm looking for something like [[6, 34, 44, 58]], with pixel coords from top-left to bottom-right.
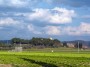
[[67, 43, 75, 48]]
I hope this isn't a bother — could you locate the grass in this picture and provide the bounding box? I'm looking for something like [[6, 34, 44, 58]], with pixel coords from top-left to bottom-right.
[[0, 48, 90, 67]]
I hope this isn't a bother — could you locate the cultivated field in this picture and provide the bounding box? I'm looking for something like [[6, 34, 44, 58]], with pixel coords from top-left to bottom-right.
[[0, 48, 90, 67]]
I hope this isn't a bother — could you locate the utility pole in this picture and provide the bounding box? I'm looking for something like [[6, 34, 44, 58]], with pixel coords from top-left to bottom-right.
[[78, 41, 79, 53]]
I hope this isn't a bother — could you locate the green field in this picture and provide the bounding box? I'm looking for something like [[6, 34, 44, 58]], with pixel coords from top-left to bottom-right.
[[0, 48, 90, 67]]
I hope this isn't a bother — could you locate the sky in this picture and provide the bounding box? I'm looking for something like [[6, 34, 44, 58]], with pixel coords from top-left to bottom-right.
[[0, 0, 90, 41]]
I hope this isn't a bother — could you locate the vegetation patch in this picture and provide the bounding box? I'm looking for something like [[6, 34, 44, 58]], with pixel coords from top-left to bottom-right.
[[0, 64, 12, 67]]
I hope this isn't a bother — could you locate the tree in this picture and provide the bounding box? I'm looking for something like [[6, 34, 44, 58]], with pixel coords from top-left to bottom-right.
[[11, 37, 62, 48], [0, 42, 5, 47], [11, 38, 21, 44], [74, 42, 82, 48], [63, 42, 68, 47], [53, 39, 62, 47]]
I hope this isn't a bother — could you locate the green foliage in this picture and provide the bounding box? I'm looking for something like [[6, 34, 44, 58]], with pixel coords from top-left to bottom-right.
[[0, 52, 90, 67], [0, 42, 12, 50], [11, 37, 61, 47], [11, 38, 21, 44], [0, 42, 5, 47]]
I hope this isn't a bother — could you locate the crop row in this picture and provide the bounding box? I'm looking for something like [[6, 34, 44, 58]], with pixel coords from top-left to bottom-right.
[[0, 53, 90, 67]]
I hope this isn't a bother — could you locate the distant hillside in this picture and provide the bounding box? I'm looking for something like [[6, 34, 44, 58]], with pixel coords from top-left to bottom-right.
[[0, 40, 11, 44]]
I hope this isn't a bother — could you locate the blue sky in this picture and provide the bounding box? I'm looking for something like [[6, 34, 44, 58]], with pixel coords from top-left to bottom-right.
[[0, 0, 90, 41]]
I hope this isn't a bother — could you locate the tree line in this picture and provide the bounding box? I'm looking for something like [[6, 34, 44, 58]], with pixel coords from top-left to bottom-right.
[[0, 37, 83, 50], [11, 37, 62, 47]]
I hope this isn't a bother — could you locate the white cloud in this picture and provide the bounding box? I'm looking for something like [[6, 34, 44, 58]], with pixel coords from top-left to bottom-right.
[[43, 22, 90, 36], [63, 22, 90, 35], [0, 0, 45, 8], [27, 24, 42, 34], [79, 22, 90, 34], [10, 0, 28, 7], [25, 22, 90, 36], [0, 0, 29, 7], [0, 18, 20, 26], [27, 7, 76, 24], [27, 8, 50, 21], [63, 26, 81, 35], [44, 26, 61, 35], [27, 24, 61, 35], [27, 24, 35, 32]]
